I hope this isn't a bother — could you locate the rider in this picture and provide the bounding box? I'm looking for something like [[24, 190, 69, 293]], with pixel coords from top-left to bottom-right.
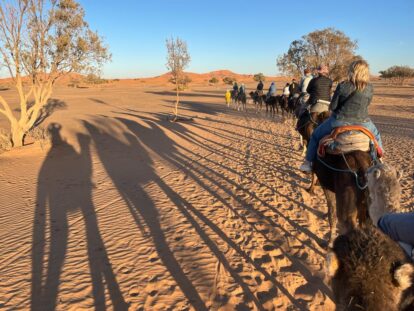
[[283, 83, 290, 97], [239, 83, 246, 95], [299, 60, 383, 172], [288, 78, 300, 99], [233, 82, 239, 93], [256, 80, 264, 95], [299, 68, 313, 95], [266, 82, 276, 100], [378, 212, 414, 260], [306, 64, 333, 113]]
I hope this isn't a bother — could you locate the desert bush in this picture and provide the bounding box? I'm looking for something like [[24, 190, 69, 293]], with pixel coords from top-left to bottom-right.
[[379, 66, 414, 85], [277, 28, 358, 82], [27, 126, 51, 149], [209, 77, 219, 84], [85, 74, 108, 84], [253, 73, 265, 82], [0, 129, 12, 152], [223, 77, 236, 85]]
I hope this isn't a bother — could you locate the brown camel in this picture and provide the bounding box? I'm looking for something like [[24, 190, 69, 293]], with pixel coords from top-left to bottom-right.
[[297, 111, 331, 156], [326, 225, 414, 310], [311, 150, 373, 246]]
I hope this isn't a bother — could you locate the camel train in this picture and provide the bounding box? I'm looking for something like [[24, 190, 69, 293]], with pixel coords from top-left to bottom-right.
[[290, 62, 414, 309]]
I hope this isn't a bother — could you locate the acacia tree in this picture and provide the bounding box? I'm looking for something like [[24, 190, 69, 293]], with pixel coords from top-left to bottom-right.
[[277, 28, 358, 82], [379, 66, 414, 85], [253, 73, 265, 82], [165, 37, 190, 119], [0, 0, 110, 147]]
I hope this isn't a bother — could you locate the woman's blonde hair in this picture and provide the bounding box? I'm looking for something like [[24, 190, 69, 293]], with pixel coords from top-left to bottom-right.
[[348, 60, 370, 90]]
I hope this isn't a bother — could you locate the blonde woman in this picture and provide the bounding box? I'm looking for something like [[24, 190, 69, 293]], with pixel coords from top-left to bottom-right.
[[299, 60, 383, 172]]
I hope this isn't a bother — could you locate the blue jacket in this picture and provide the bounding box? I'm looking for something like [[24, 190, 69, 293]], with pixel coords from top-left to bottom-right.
[[268, 83, 276, 96], [330, 81, 373, 123]]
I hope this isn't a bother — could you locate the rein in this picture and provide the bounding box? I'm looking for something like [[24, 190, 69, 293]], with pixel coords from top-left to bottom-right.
[[316, 154, 368, 190]]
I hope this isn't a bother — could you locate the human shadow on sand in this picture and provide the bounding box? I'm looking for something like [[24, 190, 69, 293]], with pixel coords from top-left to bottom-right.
[[31, 123, 128, 311]]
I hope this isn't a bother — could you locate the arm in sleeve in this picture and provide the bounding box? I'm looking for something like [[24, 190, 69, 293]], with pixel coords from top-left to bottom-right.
[[329, 84, 341, 111], [306, 78, 314, 94]]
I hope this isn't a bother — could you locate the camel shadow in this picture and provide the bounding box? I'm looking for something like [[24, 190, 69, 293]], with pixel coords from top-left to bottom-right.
[[31, 123, 128, 310]]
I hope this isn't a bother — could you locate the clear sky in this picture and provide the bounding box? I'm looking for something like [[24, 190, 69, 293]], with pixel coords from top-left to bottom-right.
[[2, 0, 414, 79], [79, 0, 413, 78]]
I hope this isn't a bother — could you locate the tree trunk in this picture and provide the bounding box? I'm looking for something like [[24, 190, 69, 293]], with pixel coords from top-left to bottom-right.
[[11, 124, 24, 147], [175, 79, 179, 117]]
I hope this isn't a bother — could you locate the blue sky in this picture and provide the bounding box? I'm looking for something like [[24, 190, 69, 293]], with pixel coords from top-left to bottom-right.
[[2, 0, 413, 79], [79, 0, 413, 78]]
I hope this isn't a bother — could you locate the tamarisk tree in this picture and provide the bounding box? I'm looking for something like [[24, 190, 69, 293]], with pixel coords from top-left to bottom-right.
[[165, 37, 190, 120], [0, 0, 110, 147]]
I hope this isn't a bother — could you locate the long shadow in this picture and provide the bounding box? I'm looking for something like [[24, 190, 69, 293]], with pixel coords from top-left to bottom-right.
[[84, 120, 209, 311], [114, 115, 329, 308], [371, 114, 414, 139], [31, 123, 127, 310]]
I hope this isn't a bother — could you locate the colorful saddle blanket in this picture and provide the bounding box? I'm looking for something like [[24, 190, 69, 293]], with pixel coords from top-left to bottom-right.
[[318, 125, 383, 158]]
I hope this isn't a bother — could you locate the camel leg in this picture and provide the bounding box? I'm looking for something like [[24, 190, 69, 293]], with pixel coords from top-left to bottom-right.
[[322, 187, 337, 247], [336, 184, 358, 235]]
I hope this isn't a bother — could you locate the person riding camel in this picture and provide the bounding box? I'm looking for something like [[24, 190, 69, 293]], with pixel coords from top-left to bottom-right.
[[239, 83, 246, 95], [307, 64, 332, 113], [266, 82, 276, 101], [299, 60, 383, 172], [256, 80, 264, 96], [300, 68, 313, 95], [283, 83, 290, 97], [288, 78, 300, 99], [295, 69, 313, 117]]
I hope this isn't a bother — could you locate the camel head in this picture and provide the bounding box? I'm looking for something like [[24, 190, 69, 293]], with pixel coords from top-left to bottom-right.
[[326, 226, 414, 311], [366, 162, 402, 226]]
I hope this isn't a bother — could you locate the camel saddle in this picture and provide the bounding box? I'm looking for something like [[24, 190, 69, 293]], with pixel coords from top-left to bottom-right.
[[318, 125, 383, 158]]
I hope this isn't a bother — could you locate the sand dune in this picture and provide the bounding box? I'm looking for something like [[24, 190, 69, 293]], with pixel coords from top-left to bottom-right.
[[0, 81, 413, 310]]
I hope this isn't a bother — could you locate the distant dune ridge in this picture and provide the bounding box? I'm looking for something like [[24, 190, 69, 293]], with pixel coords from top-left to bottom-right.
[[0, 70, 287, 87]]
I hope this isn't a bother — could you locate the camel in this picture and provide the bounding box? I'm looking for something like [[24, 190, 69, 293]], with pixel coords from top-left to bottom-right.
[[326, 225, 414, 310], [297, 111, 331, 156], [264, 95, 279, 116], [236, 92, 247, 112], [311, 150, 373, 245], [249, 91, 265, 113], [366, 162, 402, 225]]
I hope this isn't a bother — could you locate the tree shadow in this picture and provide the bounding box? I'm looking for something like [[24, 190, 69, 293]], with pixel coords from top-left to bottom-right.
[[31, 123, 127, 310]]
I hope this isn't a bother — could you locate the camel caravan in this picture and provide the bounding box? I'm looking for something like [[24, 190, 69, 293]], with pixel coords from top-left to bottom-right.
[[229, 61, 414, 309]]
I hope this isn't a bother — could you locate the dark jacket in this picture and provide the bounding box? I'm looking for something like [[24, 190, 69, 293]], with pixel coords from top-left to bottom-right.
[[330, 81, 373, 123], [306, 75, 332, 105], [257, 81, 264, 91], [289, 82, 300, 95]]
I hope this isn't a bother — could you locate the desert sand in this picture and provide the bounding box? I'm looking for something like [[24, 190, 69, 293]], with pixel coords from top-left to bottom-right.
[[0, 78, 413, 310]]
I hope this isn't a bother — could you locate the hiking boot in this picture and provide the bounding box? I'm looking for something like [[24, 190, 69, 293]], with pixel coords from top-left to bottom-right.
[[299, 160, 312, 172]]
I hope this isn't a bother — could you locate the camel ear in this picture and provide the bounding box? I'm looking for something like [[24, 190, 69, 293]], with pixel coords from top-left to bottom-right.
[[373, 168, 381, 180], [326, 251, 339, 278], [396, 170, 403, 181], [394, 263, 414, 290]]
